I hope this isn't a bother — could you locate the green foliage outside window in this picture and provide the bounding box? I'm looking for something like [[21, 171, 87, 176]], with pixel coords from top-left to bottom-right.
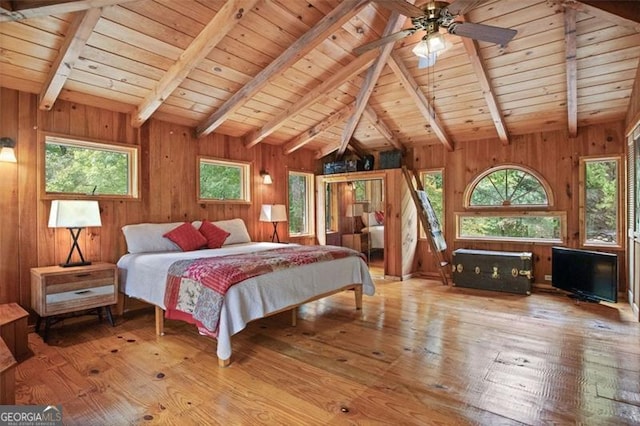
[[289, 172, 311, 235], [199, 161, 242, 200], [45, 139, 132, 196], [422, 171, 444, 230], [584, 159, 618, 244], [353, 181, 366, 202], [470, 168, 547, 206], [459, 215, 561, 241]]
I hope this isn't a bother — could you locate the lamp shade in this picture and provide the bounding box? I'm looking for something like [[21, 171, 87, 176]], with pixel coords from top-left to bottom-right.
[[0, 147, 16, 163], [259, 204, 287, 222], [49, 200, 102, 228]]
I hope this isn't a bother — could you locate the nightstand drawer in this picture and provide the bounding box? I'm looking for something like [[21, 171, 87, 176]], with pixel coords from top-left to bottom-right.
[[45, 284, 116, 315], [44, 268, 114, 287]]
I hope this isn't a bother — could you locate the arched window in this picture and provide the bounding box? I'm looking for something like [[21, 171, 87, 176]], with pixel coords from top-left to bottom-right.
[[465, 165, 553, 208], [457, 166, 564, 243]]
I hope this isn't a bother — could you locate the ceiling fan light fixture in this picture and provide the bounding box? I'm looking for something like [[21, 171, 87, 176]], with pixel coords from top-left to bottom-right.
[[412, 32, 446, 58]]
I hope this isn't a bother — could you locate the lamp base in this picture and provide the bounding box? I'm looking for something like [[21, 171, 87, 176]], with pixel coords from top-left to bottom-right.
[[60, 261, 92, 268]]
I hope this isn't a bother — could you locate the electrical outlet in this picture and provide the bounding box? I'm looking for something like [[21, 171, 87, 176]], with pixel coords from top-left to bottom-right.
[[544, 274, 552, 281]]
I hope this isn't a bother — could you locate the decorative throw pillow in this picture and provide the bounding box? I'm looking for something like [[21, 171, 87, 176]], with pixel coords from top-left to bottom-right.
[[163, 222, 207, 251], [374, 210, 384, 225], [122, 222, 184, 253], [199, 220, 230, 249]]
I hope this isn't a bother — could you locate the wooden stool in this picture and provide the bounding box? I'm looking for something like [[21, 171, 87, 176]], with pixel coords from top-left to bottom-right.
[[0, 303, 29, 360]]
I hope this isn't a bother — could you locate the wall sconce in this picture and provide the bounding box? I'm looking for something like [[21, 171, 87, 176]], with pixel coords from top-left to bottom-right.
[[260, 170, 272, 185], [0, 137, 17, 163]]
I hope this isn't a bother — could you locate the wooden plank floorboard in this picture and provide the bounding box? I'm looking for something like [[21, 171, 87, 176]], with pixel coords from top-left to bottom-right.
[[14, 276, 640, 425]]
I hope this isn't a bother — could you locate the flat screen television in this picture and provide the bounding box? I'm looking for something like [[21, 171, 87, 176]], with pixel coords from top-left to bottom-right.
[[551, 246, 618, 303]]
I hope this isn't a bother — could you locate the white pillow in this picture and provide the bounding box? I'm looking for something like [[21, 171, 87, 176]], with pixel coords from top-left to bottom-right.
[[211, 218, 251, 245], [122, 222, 185, 253]]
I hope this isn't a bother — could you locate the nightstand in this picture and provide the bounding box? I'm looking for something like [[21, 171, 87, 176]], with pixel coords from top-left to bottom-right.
[[30, 262, 118, 341], [342, 233, 369, 254]]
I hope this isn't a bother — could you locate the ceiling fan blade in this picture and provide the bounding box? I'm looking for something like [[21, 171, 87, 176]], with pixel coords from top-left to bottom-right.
[[373, 0, 425, 18], [353, 28, 416, 55], [445, 0, 488, 16], [448, 22, 517, 46]]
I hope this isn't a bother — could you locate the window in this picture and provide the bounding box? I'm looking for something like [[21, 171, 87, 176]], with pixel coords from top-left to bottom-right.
[[288, 171, 314, 236], [580, 156, 621, 247], [44, 135, 139, 198], [419, 169, 444, 238], [198, 157, 251, 203], [467, 166, 549, 207], [458, 165, 564, 242]]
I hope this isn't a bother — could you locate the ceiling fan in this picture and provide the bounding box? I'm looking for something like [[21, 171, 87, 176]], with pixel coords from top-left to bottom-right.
[[354, 0, 517, 67]]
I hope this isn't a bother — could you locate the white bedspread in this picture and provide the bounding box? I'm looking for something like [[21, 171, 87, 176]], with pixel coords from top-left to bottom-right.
[[117, 242, 375, 360], [363, 225, 384, 249]]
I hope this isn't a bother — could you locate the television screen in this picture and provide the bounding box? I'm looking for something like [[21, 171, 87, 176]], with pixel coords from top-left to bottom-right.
[[551, 247, 618, 303]]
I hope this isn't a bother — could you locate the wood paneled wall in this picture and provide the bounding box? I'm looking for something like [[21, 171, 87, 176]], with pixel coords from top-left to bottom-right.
[[0, 89, 316, 308], [411, 122, 628, 292]]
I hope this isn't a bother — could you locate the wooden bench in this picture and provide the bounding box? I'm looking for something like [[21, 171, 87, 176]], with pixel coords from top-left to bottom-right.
[[0, 303, 29, 360]]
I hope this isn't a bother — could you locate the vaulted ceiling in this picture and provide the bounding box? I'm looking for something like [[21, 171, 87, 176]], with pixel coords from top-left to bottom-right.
[[1, 0, 639, 160]]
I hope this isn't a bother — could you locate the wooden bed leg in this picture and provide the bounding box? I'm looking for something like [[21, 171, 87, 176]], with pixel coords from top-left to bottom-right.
[[218, 357, 231, 368], [354, 285, 363, 310], [291, 307, 297, 327], [155, 306, 165, 336]]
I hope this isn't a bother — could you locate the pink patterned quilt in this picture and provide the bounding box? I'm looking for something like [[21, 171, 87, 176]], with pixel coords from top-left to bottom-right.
[[163, 245, 364, 337]]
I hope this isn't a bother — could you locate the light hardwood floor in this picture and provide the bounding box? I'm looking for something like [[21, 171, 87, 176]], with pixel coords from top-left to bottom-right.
[[15, 276, 640, 425]]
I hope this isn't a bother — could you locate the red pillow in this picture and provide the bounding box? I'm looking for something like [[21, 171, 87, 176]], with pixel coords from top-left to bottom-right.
[[199, 220, 230, 249], [163, 223, 207, 251], [374, 210, 384, 225]]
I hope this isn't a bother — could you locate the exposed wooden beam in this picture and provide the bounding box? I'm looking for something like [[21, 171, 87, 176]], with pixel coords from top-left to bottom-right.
[[283, 103, 356, 155], [560, 0, 640, 32], [195, 0, 372, 138], [460, 37, 510, 144], [564, 7, 578, 137], [387, 53, 454, 151], [0, 0, 137, 22], [243, 49, 379, 148], [131, 0, 258, 128], [336, 8, 409, 157], [362, 105, 404, 151], [38, 8, 102, 111]]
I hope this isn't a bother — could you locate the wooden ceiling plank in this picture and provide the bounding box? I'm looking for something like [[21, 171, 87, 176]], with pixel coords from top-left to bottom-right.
[[460, 37, 510, 144], [131, 0, 259, 128], [387, 53, 454, 151], [195, 0, 372, 138], [283, 102, 356, 154], [564, 7, 578, 137], [362, 105, 404, 151], [38, 7, 102, 111], [243, 49, 378, 148], [561, 0, 640, 33], [0, 0, 137, 22], [336, 7, 409, 157]]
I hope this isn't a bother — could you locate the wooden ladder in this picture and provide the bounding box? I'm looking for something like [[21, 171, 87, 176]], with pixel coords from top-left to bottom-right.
[[401, 166, 450, 285]]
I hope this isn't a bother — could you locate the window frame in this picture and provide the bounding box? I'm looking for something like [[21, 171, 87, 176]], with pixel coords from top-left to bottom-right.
[[288, 170, 315, 237], [456, 165, 565, 243], [456, 211, 567, 243], [579, 155, 623, 248], [419, 168, 445, 239], [197, 156, 252, 204], [463, 164, 554, 209], [40, 133, 140, 200]]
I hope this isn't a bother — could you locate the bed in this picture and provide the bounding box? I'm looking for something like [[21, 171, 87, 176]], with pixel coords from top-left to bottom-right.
[[361, 211, 384, 249], [117, 218, 375, 366]]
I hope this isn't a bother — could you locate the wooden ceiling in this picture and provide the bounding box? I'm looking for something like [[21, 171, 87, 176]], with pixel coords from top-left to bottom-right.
[[1, 0, 639, 159]]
